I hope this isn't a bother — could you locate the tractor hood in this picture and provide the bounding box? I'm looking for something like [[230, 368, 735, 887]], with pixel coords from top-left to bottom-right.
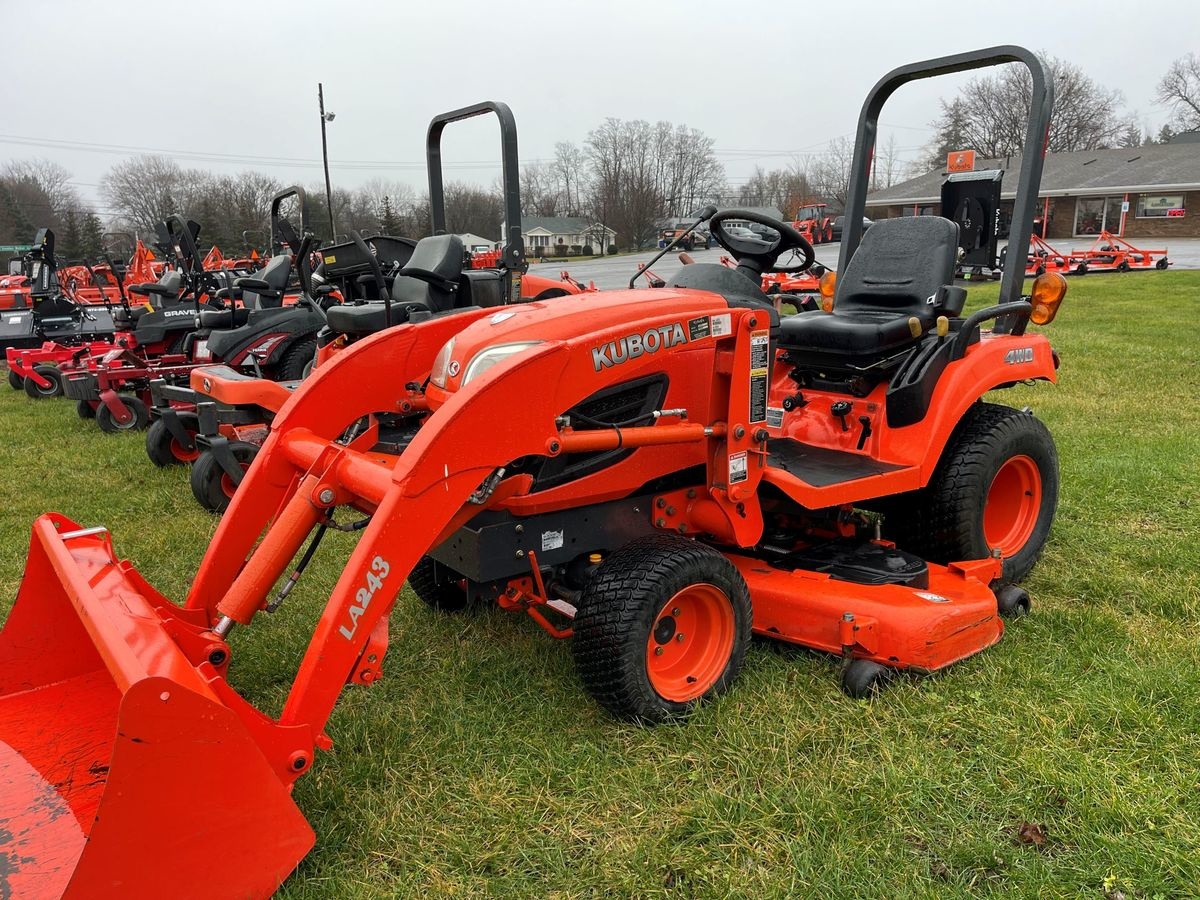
[[426, 287, 733, 406]]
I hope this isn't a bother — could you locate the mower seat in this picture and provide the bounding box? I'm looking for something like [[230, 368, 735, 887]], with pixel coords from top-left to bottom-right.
[[128, 270, 184, 302], [238, 254, 292, 309], [778, 216, 958, 357], [666, 263, 780, 327]]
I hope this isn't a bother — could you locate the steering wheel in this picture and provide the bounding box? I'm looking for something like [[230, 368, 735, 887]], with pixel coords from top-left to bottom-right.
[[709, 209, 814, 275]]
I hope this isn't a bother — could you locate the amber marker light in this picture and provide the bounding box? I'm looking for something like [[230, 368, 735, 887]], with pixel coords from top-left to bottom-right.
[[819, 270, 837, 312], [1030, 271, 1068, 325]]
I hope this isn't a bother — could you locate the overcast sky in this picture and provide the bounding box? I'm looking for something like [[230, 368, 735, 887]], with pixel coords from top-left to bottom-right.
[[3, 0, 1197, 215]]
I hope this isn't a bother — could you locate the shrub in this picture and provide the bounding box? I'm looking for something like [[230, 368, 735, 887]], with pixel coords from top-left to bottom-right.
[[554, 244, 569, 257], [581, 244, 594, 256], [569, 244, 583, 256], [607, 244, 619, 255]]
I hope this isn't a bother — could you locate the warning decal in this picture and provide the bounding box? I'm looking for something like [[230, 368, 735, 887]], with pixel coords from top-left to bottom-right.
[[748, 331, 769, 423]]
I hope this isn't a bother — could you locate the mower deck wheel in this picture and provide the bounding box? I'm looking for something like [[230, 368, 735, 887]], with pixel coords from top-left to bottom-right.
[[76, 399, 95, 419], [190, 442, 259, 514], [7, 368, 22, 391], [571, 534, 751, 723], [841, 659, 893, 699], [23, 365, 63, 399], [995, 583, 1031, 618], [95, 395, 150, 433], [145, 414, 201, 467], [408, 556, 471, 611]]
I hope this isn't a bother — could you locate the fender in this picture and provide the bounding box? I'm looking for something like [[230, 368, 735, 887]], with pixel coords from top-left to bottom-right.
[[880, 330, 1056, 485]]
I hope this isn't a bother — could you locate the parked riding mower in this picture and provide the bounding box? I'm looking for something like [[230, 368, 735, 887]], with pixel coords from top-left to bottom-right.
[[143, 188, 331, 461], [7, 237, 162, 398], [64, 211, 323, 433], [177, 102, 591, 512], [0, 49, 1066, 898], [0, 229, 120, 361]]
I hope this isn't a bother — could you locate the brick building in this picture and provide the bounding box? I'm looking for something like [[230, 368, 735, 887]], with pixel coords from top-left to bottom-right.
[[865, 134, 1200, 240]]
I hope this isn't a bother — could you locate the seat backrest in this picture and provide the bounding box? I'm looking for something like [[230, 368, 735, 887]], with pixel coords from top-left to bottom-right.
[[390, 234, 464, 312], [243, 254, 292, 309], [834, 217, 958, 315]]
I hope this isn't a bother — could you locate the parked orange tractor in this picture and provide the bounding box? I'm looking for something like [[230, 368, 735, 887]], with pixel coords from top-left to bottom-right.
[[0, 48, 1067, 899]]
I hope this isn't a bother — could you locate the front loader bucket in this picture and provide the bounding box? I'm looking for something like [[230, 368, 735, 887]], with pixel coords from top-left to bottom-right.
[[0, 514, 313, 899]]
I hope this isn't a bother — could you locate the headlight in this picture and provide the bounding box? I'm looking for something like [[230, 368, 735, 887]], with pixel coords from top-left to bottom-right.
[[461, 341, 542, 385], [429, 337, 455, 388]]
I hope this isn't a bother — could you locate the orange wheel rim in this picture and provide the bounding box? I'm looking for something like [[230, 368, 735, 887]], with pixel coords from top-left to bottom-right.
[[646, 583, 735, 703], [172, 438, 200, 463], [984, 455, 1042, 556], [220, 464, 249, 498]]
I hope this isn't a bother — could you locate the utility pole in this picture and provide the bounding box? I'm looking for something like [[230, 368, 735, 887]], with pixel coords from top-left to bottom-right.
[[318, 83, 336, 239]]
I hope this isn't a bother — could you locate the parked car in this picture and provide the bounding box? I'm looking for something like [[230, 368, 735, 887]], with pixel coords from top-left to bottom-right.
[[831, 216, 873, 242]]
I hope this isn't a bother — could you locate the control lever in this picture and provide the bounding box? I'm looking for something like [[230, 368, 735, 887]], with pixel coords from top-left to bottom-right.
[[830, 400, 852, 431]]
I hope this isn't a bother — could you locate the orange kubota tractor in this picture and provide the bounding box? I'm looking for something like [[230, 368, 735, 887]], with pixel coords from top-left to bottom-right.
[[0, 47, 1066, 897]]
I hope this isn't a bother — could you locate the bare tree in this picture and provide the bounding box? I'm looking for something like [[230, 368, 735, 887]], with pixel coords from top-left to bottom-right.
[[520, 162, 562, 217], [872, 135, 902, 191], [1156, 52, 1200, 132], [552, 142, 586, 216], [584, 117, 725, 249], [809, 137, 855, 211], [101, 155, 202, 235], [924, 54, 1136, 164]]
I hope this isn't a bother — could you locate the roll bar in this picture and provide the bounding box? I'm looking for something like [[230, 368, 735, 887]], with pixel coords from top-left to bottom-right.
[[270, 186, 310, 255], [426, 100, 526, 288], [838, 45, 1054, 307]]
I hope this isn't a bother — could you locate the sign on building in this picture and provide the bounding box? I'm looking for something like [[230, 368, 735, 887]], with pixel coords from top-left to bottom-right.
[[947, 150, 976, 173]]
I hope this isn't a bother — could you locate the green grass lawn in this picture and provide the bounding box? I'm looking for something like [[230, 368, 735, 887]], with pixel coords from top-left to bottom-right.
[[2, 272, 1199, 898]]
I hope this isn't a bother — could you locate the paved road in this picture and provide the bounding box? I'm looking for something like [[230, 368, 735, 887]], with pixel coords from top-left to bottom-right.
[[531, 237, 1200, 291]]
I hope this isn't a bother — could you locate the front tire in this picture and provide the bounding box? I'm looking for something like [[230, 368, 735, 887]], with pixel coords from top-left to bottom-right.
[[95, 395, 149, 433], [76, 399, 95, 419], [8, 368, 23, 390], [571, 535, 751, 723], [889, 403, 1059, 582], [408, 556, 470, 612], [23, 365, 63, 398], [145, 413, 201, 467], [190, 441, 259, 513]]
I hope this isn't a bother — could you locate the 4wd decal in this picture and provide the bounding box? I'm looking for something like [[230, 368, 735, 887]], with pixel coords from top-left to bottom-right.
[[1004, 347, 1034, 365], [591, 322, 687, 370]]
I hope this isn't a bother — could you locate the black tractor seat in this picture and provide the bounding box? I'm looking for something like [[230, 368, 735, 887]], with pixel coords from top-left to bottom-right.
[[778, 216, 960, 361], [325, 301, 430, 336], [326, 234, 469, 338], [128, 270, 184, 300]]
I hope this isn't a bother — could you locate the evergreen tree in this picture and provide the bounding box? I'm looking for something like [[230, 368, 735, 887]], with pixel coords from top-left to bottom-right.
[[60, 208, 83, 261], [380, 195, 401, 235], [80, 211, 105, 260]]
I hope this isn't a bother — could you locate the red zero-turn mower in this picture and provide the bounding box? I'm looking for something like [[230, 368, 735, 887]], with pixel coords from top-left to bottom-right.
[[0, 49, 1065, 898]]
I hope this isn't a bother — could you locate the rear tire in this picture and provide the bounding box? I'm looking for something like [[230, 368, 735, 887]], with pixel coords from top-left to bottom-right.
[[145, 413, 201, 467], [8, 368, 22, 390], [886, 403, 1058, 583], [23, 365, 63, 398], [190, 441, 259, 514], [95, 395, 149, 433], [408, 556, 470, 612], [275, 338, 316, 381], [571, 534, 751, 723]]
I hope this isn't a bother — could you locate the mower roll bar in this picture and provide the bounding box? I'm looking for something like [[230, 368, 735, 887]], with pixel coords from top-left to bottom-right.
[[271, 186, 310, 255], [838, 45, 1053, 308], [427, 100, 526, 299]]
